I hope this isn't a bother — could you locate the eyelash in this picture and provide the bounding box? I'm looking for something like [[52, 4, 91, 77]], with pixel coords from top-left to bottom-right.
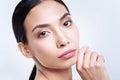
[[37, 20, 72, 38], [63, 20, 72, 27], [38, 31, 50, 38]]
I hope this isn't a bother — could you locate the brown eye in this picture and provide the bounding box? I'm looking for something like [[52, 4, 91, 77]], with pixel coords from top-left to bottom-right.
[[63, 20, 72, 27], [39, 31, 50, 38]]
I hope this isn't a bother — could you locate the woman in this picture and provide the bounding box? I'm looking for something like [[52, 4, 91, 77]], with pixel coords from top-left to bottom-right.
[[12, 0, 109, 80]]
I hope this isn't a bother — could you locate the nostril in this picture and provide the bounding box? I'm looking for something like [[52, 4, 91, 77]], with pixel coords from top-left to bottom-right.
[[67, 41, 70, 44], [60, 44, 65, 47], [57, 40, 70, 48]]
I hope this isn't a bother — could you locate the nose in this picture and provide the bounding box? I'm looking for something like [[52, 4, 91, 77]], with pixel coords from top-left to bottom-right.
[[56, 32, 70, 48]]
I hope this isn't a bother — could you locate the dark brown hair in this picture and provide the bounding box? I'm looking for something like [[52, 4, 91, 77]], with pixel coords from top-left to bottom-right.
[[12, 0, 70, 44]]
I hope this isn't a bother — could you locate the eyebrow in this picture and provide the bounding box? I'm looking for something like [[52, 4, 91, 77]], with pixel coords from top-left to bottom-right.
[[32, 13, 70, 32]]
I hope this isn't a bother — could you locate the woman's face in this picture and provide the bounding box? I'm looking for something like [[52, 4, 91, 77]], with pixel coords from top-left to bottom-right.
[[24, 1, 79, 69]]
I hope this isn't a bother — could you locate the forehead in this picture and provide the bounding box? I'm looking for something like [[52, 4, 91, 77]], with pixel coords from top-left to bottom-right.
[[24, 0, 68, 28]]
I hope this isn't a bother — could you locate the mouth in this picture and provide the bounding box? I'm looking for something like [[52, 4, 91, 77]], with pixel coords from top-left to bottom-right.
[[58, 49, 76, 60]]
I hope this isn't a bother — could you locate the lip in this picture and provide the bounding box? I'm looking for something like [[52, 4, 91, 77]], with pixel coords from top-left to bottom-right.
[[58, 49, 76, 59]]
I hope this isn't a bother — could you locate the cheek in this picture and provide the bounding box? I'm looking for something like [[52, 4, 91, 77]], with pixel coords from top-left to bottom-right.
[[34, 40, 54, 54], [74, 27, 79, 39], [29, 37, 57, 59], [69, 26, 79, 40], [30, 39, 58, 66], [68, 25, 80, 48]]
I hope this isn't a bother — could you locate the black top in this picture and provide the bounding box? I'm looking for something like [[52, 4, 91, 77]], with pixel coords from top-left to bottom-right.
[[29, 65, 36, 80]]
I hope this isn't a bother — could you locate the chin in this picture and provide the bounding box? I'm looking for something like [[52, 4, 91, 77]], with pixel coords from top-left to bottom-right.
[[43, 54, 77, 70], [59, 55, 77, 69]]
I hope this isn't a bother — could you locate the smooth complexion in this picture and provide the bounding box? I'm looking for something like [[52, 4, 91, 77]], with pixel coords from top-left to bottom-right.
[[19, 1, 79, 80], [18, 0, 109, 80]]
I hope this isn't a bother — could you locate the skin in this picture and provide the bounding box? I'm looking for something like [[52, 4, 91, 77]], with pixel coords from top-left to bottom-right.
[[76, 47, 109, 80], [18, 0, 109, 80]]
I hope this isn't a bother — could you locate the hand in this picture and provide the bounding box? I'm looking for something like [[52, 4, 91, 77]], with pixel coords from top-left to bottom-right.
[[76, 46, 109, 80]]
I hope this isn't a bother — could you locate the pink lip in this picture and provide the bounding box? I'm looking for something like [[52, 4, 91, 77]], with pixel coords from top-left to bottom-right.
[[58, 49, 76, 59]]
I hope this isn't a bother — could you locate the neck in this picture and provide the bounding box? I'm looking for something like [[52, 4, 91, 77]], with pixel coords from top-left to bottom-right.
[[35, 67, 72, 80]]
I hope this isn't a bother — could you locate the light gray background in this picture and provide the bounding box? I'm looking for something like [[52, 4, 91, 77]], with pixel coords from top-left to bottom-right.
[[0, 0, 120, 80]]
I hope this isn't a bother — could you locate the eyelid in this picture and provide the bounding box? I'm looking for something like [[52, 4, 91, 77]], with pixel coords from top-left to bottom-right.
[[38, 31, 50, 38], [64, 16, 72, 22], [63, 19, 72, 27], [66, 19, 72, 24]]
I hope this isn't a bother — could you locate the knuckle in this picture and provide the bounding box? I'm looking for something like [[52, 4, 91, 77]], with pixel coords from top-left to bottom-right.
[[77, 67, 83, 72], [90, 64, 95, 68], [83, 65, 89, 70], [99, 55, 105, 62], [95, 63, 102, 68], [92, 51, 98, 55], [77, 66, 83, 71]]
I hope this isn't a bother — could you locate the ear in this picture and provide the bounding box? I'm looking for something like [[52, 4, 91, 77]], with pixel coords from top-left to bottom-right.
[[18, 42, 33, 58]]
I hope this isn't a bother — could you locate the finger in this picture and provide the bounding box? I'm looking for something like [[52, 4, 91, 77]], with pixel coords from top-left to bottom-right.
[[97, 55, 105, 64], [78, 70, 88, 80], [90, 51, 98, 67], [76, 46, 89, 70], [83, 50, 94, 80], [89, 52, 99, 79], [83, 50, 91, 69]]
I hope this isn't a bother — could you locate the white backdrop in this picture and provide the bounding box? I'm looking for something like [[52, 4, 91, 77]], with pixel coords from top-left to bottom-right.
[[0, 0, 120, 80]]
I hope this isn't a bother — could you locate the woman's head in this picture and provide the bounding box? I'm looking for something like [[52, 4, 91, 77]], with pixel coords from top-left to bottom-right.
[[12, 0, 79, 69], [12, 0, 70, 44]]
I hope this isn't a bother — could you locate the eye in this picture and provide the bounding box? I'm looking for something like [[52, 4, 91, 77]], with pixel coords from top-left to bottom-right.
[[63, 20, 72, 27], [38, 31, 50, 38]]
